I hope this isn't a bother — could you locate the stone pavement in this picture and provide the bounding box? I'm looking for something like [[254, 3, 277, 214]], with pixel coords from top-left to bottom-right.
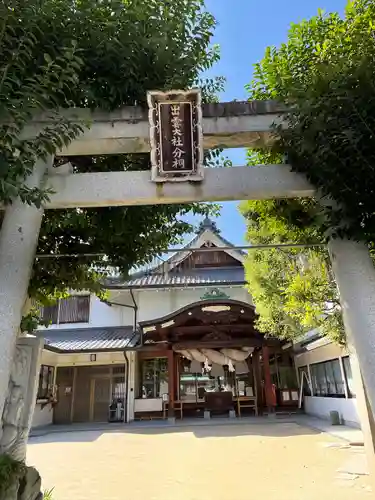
[[293, 415, 364, 445], [30, 414, 365, 445], [27, 419, 371, 500]]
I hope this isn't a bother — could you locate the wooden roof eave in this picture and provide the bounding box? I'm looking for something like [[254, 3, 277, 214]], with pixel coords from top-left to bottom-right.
[[139, 298, 257, 330]]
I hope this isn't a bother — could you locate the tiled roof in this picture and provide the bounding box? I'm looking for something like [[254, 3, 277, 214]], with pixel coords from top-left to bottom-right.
[[103, 220, 247, 289], [106, 267, 245, 289], [37, 326, 139, 352]]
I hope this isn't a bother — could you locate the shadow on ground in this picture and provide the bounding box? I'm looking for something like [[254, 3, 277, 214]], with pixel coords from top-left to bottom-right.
[[28, 420, 320, 444]]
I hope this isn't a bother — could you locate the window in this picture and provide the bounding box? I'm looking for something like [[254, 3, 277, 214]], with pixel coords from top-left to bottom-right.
[[342, 356, 356, 398], [139, 358, 168, 398], [298, 365, 311, 396], [179, 371, 253, 401], [41, 296, 90, 325], [180, 373, 216, 402], [310, 359, 345, 397], [235, 371, 254, 397], [37, 365, 54, 400]]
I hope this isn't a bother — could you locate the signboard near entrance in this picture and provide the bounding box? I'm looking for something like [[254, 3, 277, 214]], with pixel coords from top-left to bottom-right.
[[147, 89, 203, 182]]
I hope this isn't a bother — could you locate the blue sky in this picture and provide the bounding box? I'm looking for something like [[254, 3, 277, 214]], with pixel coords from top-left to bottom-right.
[[185, 0, 347, 246]]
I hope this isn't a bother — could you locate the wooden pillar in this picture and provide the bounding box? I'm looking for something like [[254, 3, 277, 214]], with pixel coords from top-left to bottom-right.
[[71, 367, 77, 423], [174, 353, 180, 401], [167, 349, 175, 418], [262, 346, 276, 413], [251, 351, 263, 415]]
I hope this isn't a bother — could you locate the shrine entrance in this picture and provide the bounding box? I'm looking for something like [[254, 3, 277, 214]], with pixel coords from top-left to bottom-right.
[[1, 86, 375, 492], [135, 299, 298, 420]]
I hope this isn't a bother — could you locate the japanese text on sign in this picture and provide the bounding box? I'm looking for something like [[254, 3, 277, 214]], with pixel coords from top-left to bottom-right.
[[171, 104, 185, 169], [148, 89, 203, 182]]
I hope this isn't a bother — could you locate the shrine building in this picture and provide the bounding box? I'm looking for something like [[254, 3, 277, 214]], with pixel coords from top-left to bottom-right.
[[31, 219, 358, 427]]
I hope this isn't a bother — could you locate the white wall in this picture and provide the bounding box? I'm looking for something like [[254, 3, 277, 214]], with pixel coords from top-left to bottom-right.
[[294, 339, 348, 366], [135, 286, 252, 323], [37, 286, 252, 331], [134, 398, 163, 412], [38, 295, 127, 330], [55, 351, 126, 367], [32, 404, 54, 427], [294, 341, 360, 427], [40, 349, 59, 366], [30, 349, 58, 428], [304, 396, 359, 427], [89, 296, 126, 327]]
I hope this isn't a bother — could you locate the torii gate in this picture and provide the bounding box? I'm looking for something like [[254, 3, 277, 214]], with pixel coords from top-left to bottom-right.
[[0, 98, 375, 468]]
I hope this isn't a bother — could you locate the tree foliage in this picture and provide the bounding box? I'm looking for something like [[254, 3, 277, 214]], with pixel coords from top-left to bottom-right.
[[0, 454, 26, 498], [0, 1, 84, 206], [0, 0, 222, 302], [240, 155, 344, 344], [240, 1, 375, 344], [250, 0, 375, 244]]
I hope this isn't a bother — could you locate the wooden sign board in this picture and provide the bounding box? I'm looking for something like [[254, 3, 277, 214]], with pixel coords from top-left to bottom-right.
[[147, 89, 203, 182]]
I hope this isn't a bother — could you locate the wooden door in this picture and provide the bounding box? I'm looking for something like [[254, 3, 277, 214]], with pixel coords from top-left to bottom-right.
[[91, 378, 111, 422], [54, 367, 74, 424], [73, 368, 91, 422]]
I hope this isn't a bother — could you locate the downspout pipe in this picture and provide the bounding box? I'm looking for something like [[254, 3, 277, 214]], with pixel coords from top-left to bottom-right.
[[101, 292, 139, 424], [129, 289, 138, 332], [123, 351, 129, 423], [122, 328, 140, 424], [101, 293, 138, 332]]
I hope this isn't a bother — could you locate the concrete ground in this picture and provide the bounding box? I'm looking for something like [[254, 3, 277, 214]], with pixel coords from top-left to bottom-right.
[[27, 421, 372, 500]]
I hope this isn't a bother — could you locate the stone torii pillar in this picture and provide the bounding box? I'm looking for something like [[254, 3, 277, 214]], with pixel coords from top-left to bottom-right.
[[328, 239, 375, 420], [329, 238, 375, 480], [0, 157, 52, 432]]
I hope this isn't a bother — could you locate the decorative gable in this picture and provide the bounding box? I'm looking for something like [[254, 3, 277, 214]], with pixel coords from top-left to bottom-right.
[[114, 218, 246, 289], [173, 244, 242, 272], [164, 219, 244, 274]]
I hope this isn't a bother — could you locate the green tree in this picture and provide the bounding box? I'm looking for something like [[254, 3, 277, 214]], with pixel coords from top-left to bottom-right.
[[250, 0, 375, 244], [241, 0, 375, 344], [240, 181, 344, 344], [0, 0, 222, 304]]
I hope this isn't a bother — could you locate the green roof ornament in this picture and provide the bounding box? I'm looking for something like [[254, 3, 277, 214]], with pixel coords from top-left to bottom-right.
[[200, 288, 230, 300]]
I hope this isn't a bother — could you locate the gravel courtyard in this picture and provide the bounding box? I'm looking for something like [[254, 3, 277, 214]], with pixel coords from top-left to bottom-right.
[[27, 422, 372, 500]]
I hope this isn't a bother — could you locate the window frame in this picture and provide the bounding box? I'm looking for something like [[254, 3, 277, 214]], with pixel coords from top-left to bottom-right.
[[342, 356, 356, 398], [41, 295, 90, 325], [139, 357, 168, 399], [310, 358, 346, 398], [37, 365, 55, 401], [298, 365, 311, 396]]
